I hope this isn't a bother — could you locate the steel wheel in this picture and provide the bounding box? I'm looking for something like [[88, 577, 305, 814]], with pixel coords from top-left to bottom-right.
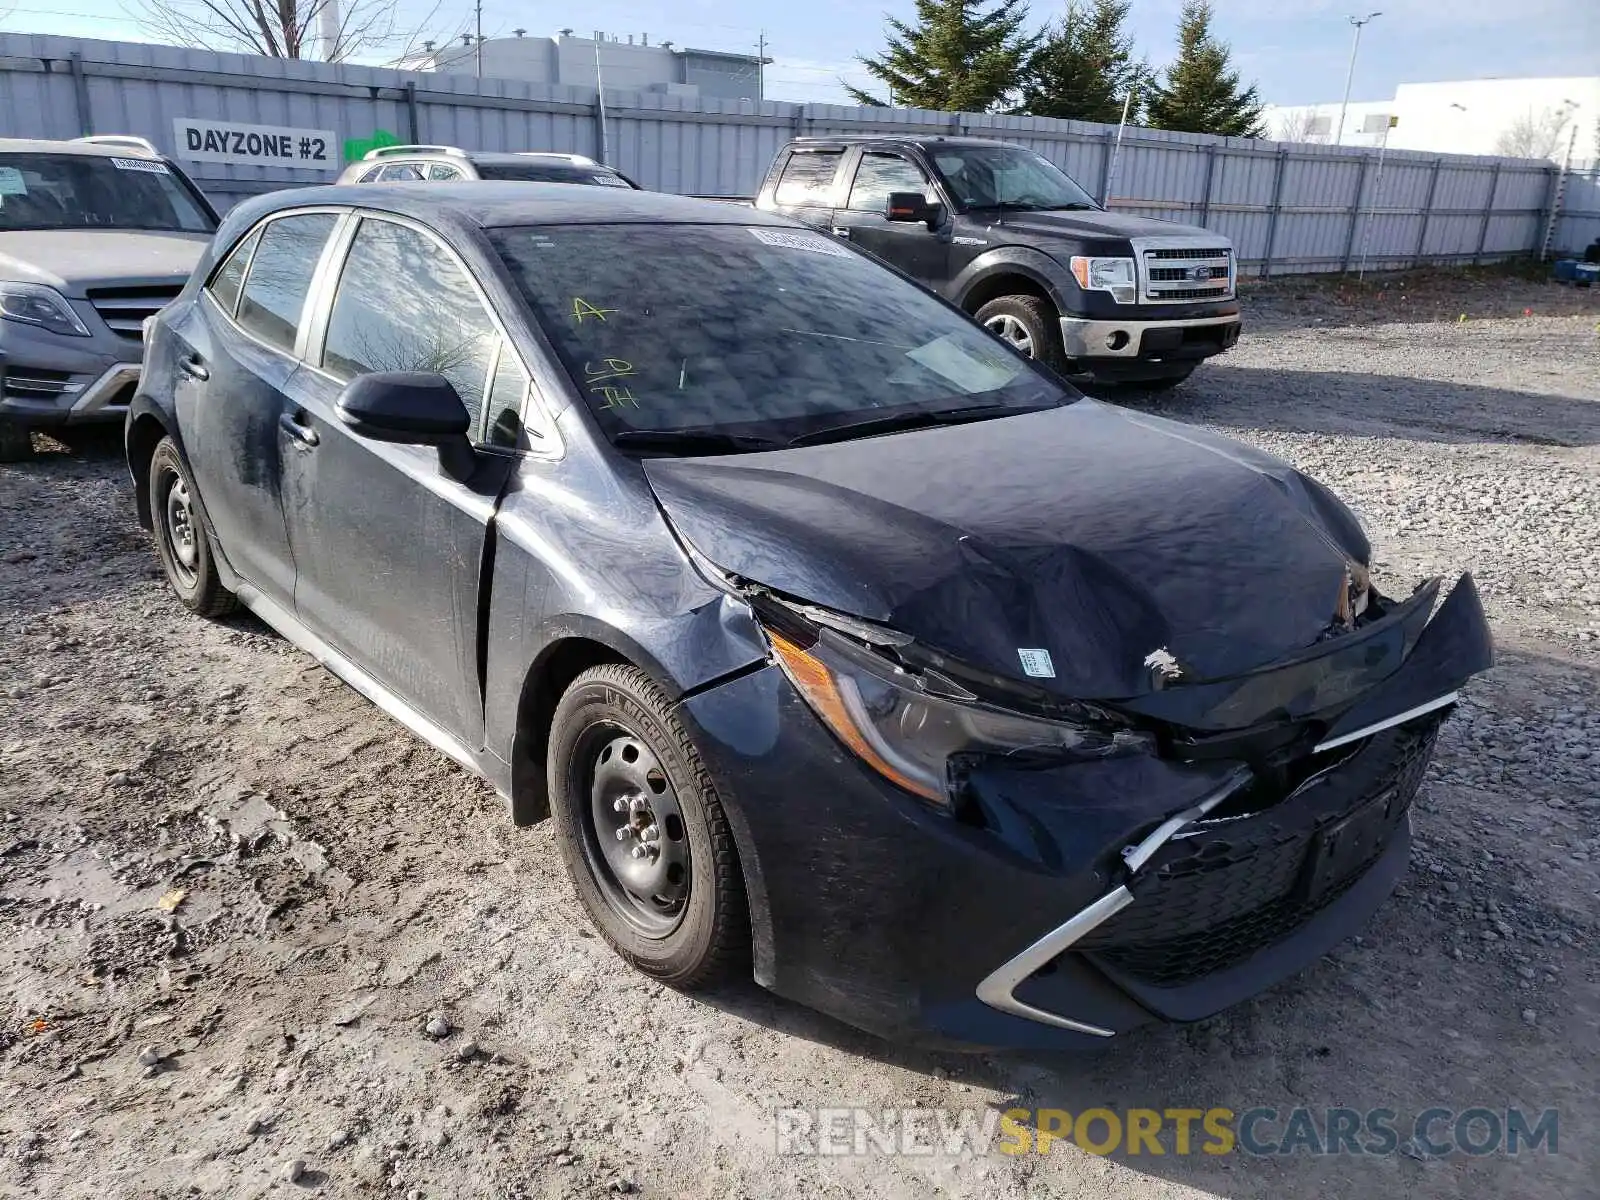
[[984, 312, 1035, 357], [580, 726, 692, 938], [160, 474, 200, 587]]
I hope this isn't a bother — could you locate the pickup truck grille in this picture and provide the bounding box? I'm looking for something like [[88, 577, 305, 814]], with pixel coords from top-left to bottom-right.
[[85, 285, 184, 342], [1132, 241, 1235, 305]]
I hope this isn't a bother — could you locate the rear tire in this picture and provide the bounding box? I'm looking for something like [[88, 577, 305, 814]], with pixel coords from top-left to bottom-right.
[[547, 664, 748, 989], [149, 437, 237, 618], [975, 294, 1066, 371], [0, 420, 34, 463]]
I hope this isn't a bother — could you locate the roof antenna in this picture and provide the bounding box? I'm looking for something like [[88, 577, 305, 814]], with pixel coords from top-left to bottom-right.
[[594, 39, 609, 165]]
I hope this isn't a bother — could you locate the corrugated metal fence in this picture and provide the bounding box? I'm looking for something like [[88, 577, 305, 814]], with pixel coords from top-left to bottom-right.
[[3, 32, 1593, 272]]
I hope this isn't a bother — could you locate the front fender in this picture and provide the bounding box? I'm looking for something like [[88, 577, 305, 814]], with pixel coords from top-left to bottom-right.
[[949, 245, 1074, 313]]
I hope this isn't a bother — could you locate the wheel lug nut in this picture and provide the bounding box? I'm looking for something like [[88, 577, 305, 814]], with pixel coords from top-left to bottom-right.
[[614, 827, 632, 842], [613, 797, 627, 812], [640, 825, 659, 843], [630, 845, 650, 859]]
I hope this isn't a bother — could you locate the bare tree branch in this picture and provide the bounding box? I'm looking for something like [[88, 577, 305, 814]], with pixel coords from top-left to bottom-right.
[[1493, 107, 1573, 161], [1272, 109, 1331, 145], [126, 0, 455, 63]]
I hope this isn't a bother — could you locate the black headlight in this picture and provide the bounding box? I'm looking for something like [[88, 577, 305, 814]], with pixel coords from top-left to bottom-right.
[[766, 623, 1146, 810]]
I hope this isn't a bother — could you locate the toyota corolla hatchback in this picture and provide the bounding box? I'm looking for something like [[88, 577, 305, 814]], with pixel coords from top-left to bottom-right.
[[127, 183, 1492, 1049]]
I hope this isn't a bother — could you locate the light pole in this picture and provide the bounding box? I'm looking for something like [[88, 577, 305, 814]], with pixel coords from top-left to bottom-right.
[[1335, 12, 1382, 146]]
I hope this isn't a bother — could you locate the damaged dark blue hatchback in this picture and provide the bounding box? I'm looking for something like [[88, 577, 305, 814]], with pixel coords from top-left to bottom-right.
[[127, 183, 1492, 1049]]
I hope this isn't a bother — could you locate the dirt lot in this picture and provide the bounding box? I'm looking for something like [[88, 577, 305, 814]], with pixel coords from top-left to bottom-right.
[[2, 270, 1597, 1200]]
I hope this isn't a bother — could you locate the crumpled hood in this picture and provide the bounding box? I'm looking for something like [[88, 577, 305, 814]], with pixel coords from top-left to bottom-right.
[[980, 208, 1222, 244], [644, 400, 1371, 700], [0, 230, 209, 296]]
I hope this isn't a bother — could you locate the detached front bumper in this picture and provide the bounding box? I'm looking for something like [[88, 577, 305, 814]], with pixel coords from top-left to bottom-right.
[[679, 576, 1490, 1051]]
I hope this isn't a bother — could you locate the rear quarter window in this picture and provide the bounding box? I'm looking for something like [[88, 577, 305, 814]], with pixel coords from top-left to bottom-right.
[[205, 227, 261, 317]]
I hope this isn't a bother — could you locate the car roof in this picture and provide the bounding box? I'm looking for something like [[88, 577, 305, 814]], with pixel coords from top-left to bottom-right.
[[0, 136, 164, 160], [786, 135, 1018, 150], [247, 181, 791, 230], [464, 152, 618, 169]]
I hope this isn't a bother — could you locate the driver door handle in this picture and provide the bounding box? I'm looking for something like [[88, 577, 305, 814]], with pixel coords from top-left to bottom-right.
[[178, 354, 209, 381], [278, 411, 319, 448]]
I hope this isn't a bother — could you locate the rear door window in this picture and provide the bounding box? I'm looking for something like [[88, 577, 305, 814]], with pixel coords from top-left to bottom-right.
[[773, 150, 843, 207], [234, 212, 338, 353], [377, 163, 425, 182]]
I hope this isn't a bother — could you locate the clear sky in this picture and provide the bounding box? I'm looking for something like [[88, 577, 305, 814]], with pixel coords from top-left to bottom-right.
[[2, 0, 1596, 107]]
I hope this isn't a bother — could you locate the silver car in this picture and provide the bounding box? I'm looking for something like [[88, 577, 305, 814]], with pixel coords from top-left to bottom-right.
[[0, 135, 218, 461], [334, 144, 639, 189]]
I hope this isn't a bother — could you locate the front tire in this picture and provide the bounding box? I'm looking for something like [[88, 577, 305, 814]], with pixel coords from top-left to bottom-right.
[[975, 294, 1066, 370], [149, 437, 236, 618], [1109, 367, 1196, 395], [548, 664, 748, 988]]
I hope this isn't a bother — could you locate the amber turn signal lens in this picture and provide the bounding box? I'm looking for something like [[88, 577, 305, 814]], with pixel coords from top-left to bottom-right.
[[767, 631, 944, 803]]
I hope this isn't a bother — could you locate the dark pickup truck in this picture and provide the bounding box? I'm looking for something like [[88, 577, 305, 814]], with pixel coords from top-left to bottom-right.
[[755, 135, 1241, 390]]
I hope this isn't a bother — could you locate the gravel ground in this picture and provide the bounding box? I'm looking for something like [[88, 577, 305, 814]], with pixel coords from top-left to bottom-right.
[[1, 271, 1597, 1200]]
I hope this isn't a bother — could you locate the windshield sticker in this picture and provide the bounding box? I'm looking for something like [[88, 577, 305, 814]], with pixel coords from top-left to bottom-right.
[[1018, 649, 1056, 679], [591, 174, 630, 187], [0, 167, 26, 195], [904, 333, 1020, 394], [111, 157, 172, 174], [572, 297, 616, 323], [748, 227, 852, 258]]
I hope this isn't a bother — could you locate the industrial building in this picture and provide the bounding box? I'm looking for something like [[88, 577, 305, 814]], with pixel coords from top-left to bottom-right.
[[407, 29, 770, 104], [1265, 76, 1598, 164]]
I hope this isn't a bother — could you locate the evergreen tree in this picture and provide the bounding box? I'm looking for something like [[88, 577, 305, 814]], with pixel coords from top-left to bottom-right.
[[1017, 0, 1144, 126], [1144, 0, 1266, 138], [848, 0, 1039, 113]]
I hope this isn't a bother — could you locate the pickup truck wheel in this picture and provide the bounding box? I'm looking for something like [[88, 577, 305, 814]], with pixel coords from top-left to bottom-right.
[[548, 664, 748, 989], [150, 438, 237, 618], [975, 295, 1065, 369], [0, 420, 35, 463], [1111, 367, 1195, 395]]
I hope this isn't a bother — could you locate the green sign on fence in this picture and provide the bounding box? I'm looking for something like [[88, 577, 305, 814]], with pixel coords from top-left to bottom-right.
[[343, 128, 401, 164]]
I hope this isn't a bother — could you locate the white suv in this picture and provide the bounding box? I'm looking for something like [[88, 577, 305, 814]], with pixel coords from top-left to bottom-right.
[[335, 145, 638, 189]]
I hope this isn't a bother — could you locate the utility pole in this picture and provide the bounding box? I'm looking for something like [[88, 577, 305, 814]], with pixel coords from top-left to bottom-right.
[[1104, 87, 1137, 207], [475, 0, 483, 78], [757, 30, 765, 103], [1335, 12, 1382, 147]]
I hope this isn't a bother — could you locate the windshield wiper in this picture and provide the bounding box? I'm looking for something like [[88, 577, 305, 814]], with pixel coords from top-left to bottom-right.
[[611, 429, 785, 456], [981, 201, 1097, 212], [786, 403, 1059, 448]]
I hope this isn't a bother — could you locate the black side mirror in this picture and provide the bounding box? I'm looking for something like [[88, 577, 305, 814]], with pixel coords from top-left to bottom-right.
[[884, 191, 944, 229], [336, 372, 476, 478]]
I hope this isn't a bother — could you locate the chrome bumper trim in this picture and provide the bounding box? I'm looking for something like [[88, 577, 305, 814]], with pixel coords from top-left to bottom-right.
[[68, 362, 140, 419], [1314, 692, 1458, 754], [1058, 313, 1240, 358], [973, 767, 1252, 1036]]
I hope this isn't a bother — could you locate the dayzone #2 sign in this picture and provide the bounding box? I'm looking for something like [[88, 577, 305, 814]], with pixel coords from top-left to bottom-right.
[[172, 119, 339, 171]]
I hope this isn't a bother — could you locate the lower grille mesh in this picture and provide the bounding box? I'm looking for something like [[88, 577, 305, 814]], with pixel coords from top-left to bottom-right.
[[1076, 720, 1438, 988]]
